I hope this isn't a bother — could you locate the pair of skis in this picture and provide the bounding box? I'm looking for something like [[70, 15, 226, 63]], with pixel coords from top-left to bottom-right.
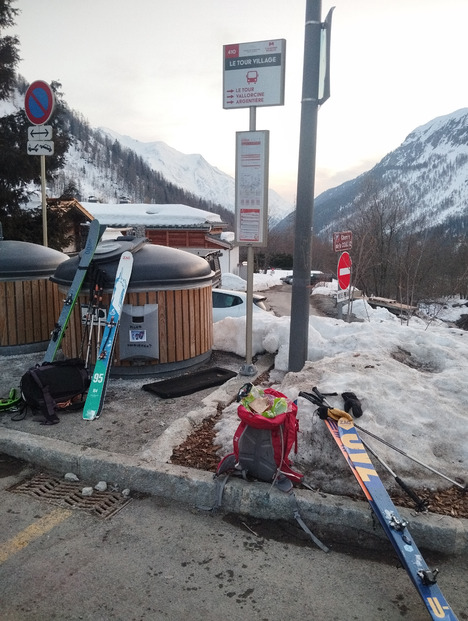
[[41, 219, 133, 420], [82, 251, 133, 421], [299, 389, 458, 621]]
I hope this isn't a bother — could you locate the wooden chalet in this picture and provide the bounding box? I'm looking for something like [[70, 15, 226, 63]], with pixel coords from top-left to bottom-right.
[[47, 198, 238, 279]]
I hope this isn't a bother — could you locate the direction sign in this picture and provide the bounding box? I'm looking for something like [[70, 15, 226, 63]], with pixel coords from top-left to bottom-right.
[[337, 251, 352, 290], [333, 230, 352, 253], [28, 125, 53, 141], [27, 141, 54, 156], [24, 80, 55, 125], [336, 288, 351, 303], [223, 39, 286, 109]]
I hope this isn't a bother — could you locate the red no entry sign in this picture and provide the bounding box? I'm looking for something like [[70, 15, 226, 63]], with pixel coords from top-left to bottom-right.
[[24, 80, 55, 125], [337, 251, 352, 290]]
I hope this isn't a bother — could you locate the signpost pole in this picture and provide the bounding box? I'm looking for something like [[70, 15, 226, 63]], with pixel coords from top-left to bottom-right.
[[241, 106, 258, 376], [40, 155, 48, 247], [346, 264, 353, 323], [223, 40, 282, 375], [288, 0, 322, 372]]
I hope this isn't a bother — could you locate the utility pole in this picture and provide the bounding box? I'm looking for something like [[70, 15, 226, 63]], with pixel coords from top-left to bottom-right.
[[288, 0, 333, 372]]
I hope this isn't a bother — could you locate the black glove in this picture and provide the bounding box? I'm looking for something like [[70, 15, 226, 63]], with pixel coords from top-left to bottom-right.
[[341, 392, 363, 418], [316, 406, 329, 420]]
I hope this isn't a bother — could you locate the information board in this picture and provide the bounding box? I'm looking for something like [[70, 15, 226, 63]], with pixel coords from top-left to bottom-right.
[[235, 131, 269, 246]]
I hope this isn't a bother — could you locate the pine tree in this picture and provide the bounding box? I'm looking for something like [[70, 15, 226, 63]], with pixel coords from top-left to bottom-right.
[[0, 0, 20, 100], [0, 2, 71, 245]]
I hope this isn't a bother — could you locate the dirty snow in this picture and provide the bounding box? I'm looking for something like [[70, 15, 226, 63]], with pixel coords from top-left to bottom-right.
[[213, 270, 467, 495]]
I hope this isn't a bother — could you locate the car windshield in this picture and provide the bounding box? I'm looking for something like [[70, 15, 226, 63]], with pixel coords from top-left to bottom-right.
[[212, 291, 242, 308]]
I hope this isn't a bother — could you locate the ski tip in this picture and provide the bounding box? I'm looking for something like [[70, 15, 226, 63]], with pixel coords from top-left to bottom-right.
[[83, 411, 97, 421]]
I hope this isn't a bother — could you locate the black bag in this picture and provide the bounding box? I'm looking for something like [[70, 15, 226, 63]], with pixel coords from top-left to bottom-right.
[[19, 358, 90, 425]]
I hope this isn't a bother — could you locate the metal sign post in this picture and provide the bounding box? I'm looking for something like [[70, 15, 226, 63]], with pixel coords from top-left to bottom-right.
[[224, 40, 285, 376], [236, 120, 269, 376], [24, 81, 55, 247], [288, 1, 334, 372]]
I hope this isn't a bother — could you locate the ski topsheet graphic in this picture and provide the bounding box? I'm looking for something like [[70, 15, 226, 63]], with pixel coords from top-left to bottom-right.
[[298, 390, 458, 621], [331, 417, 458, 620], [82, 251, 133, 421], [43, 219, 104, 363]]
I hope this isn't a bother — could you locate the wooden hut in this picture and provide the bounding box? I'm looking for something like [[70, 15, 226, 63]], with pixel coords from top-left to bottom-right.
[[0, 241, 67, 354], [50, 239, 214, 376]]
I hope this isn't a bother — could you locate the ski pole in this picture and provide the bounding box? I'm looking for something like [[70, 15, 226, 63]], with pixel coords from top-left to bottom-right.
[[360, 438, 428, 512], [85, 311, 95, 368], [300, 390, 428, 509], [355, 424, 466, 491], [304, 388, 466, 492]]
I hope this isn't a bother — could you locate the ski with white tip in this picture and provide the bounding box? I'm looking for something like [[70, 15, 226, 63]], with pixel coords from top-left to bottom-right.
[[82, 251, 133, 421]]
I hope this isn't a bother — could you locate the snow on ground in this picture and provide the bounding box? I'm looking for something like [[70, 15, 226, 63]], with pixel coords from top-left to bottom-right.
[[213, 270, 468, 496]]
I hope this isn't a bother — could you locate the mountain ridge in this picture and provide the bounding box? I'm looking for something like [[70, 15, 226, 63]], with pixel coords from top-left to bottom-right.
[[97, 127, 294, 223], [297, 107, 468, 238]]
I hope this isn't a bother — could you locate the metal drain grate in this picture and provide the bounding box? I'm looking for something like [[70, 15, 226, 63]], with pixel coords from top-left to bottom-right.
[[8, 473, 132, 519]]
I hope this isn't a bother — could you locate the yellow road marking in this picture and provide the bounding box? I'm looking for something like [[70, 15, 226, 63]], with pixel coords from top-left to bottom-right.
[[0, 508, 72, 564]]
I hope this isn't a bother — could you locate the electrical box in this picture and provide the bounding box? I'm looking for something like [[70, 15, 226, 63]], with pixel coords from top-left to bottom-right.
[[119, 304, 159, 361]]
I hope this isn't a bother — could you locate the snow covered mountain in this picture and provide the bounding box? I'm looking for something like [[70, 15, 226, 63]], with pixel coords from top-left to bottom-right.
[[1, 86, 293, 223], [98, 128, 294, 223], [308, 108, 468, 236]]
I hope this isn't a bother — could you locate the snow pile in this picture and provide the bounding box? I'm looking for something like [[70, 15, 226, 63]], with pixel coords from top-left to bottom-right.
[[221, 270, 287, 291], [80, 202, 222, 227], [213, 271, 468, 496]]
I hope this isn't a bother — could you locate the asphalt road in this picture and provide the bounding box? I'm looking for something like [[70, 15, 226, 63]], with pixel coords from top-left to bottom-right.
[[1, 455, 466, 621]]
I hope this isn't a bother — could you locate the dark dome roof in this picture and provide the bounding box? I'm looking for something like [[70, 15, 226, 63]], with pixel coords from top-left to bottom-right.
[[51, 242, 213, 290], [0, 240, 68, 281]]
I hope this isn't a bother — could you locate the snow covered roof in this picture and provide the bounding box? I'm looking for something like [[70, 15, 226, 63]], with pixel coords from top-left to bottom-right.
[[79, 202, 223, 229]]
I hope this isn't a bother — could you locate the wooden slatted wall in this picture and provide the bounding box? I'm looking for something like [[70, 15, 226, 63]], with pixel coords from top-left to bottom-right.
[[0, 280, 61, 347], [61, 286, 213, 369]]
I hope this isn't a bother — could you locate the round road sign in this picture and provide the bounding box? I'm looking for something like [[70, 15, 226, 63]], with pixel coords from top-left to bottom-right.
[[337, 251, 352, 290], [24, 80, 55, 125]]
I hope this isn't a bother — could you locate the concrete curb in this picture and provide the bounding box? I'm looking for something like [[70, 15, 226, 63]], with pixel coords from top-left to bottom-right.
[[1, 427, 466, 556]]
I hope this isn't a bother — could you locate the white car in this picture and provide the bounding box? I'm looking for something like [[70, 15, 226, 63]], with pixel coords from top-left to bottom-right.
[[212, 288, 268, 323]]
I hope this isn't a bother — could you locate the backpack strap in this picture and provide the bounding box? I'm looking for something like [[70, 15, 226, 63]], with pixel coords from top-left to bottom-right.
[[210, 468, 329, 553], [288, 491, 329, 553], [28, 367, 60, 425], [10, 401, 28, 421]]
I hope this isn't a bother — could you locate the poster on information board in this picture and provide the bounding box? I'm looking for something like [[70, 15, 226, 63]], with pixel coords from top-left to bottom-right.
[[235, 131, 269, 246]]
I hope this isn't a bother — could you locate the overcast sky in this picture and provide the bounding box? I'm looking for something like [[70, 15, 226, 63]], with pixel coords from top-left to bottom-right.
[[12, 0, 468, 202]]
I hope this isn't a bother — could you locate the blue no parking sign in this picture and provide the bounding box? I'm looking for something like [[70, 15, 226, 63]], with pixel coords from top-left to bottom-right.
[[24, 80, 55, 125]]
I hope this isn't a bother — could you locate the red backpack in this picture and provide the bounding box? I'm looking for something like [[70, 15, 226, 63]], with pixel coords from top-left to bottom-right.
[[216, 387, 304, 492], [214, 386, 329, 552]]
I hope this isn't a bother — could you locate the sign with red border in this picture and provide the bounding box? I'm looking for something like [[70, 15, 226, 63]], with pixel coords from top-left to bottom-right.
[[333, 230, 353, 252], [337, 251, 352, 290], [24, 80, 55, 125]]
